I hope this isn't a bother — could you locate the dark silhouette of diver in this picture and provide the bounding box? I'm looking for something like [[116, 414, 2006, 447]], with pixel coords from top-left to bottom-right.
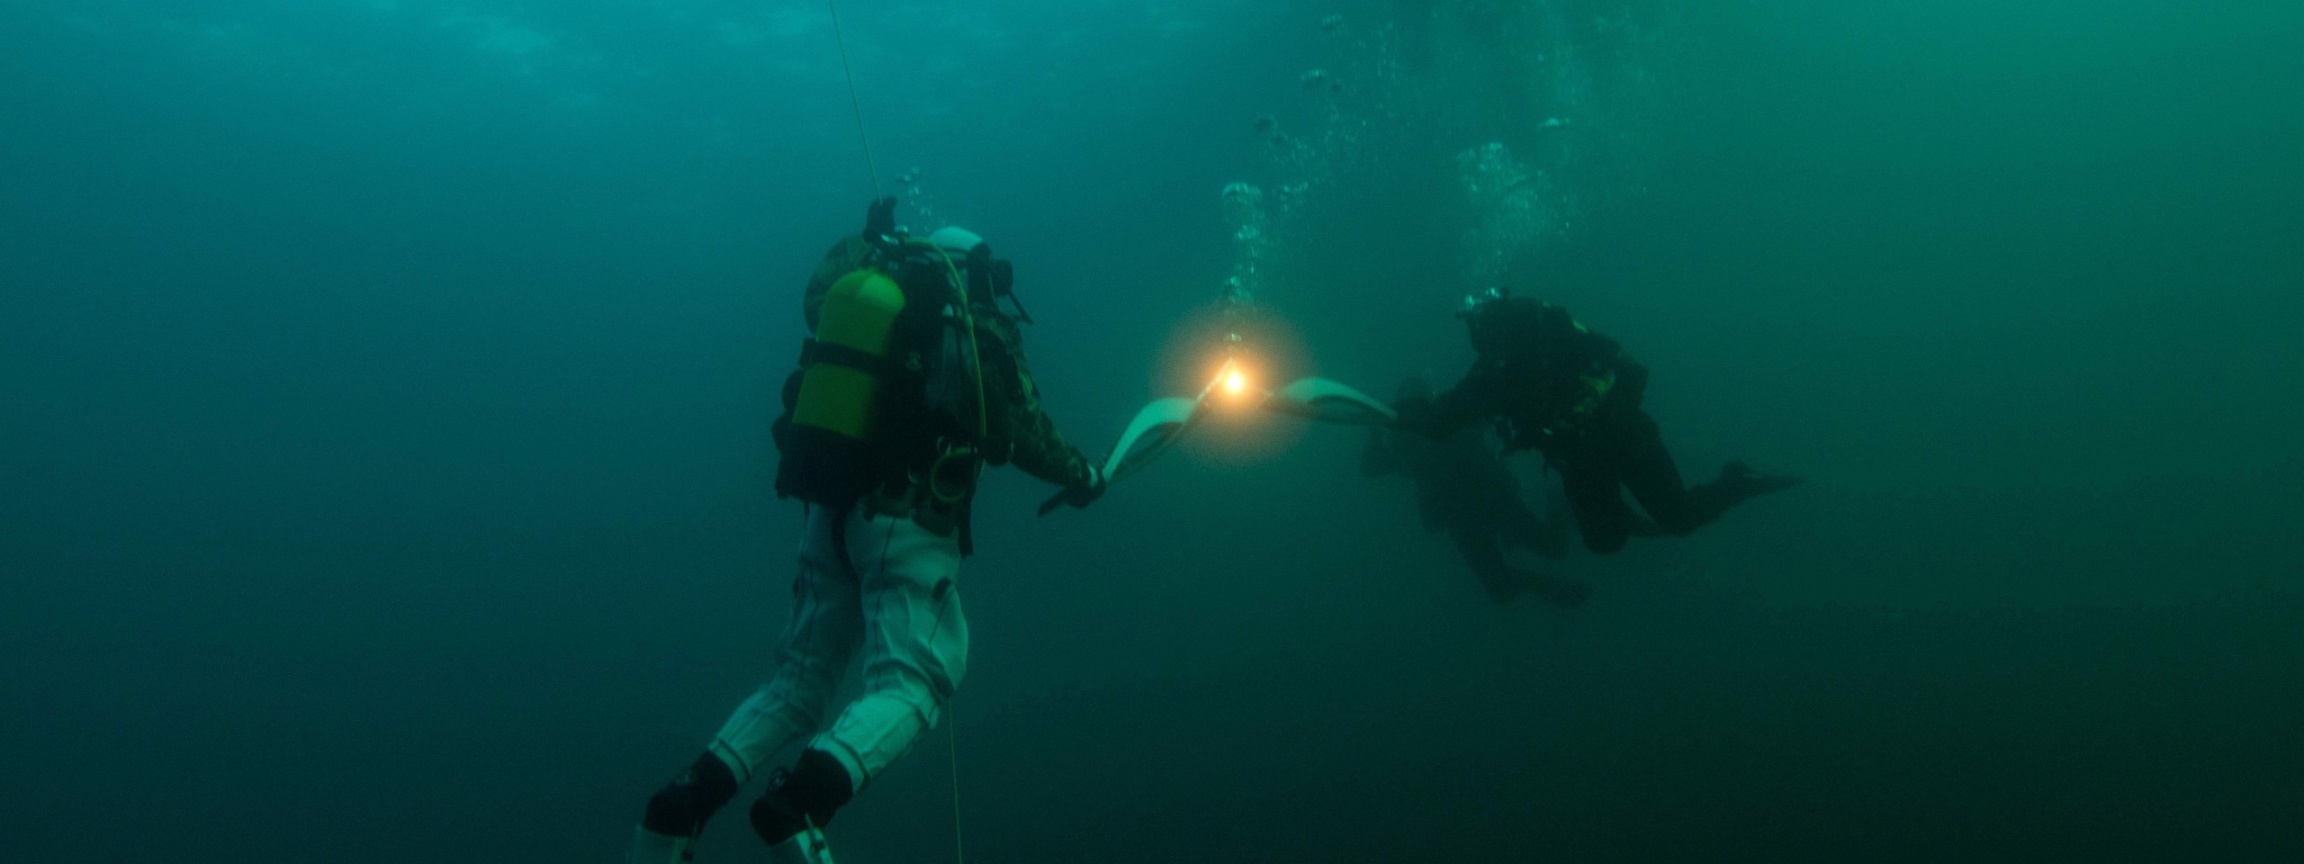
[[1365, 377, 1594, 607], [1398, 289, 1802, 555]]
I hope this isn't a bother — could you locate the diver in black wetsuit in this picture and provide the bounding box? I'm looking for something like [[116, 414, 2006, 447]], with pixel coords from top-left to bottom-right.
[[1364, 377, 1592, 608], [1397, 289, 1802, 555]]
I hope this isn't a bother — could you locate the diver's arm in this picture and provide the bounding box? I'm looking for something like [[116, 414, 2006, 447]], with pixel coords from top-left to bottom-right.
[[979, 317, 1095, 490], [1399, 367, 1494, 440], [1001, 386, 1095, 490], [1560, 319, 1644, 389]]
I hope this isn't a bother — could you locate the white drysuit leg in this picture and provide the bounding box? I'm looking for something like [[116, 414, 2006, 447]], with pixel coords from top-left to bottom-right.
[[706, 506, 867, 783], [706, 505, 967, 793], [807, 507, 968, 790]]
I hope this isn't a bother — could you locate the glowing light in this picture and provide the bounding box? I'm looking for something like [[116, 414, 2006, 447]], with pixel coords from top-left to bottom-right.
[[1225, 371, 1248, 394]]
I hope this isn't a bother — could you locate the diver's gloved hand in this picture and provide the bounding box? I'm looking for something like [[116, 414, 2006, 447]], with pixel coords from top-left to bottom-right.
[[862, 195, 899, 242], [1060, 464, 1107, 510], [1038, 464, 1107, 516], [1389, 391, 1446, 439]]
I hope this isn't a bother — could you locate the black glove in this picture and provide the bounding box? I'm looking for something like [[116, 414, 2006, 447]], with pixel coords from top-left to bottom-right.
[[1037, 465, 1107, 516], [863, 195, 898, 243], [1390, 391, 1445, 439], [1064, 465, 1108, 508]]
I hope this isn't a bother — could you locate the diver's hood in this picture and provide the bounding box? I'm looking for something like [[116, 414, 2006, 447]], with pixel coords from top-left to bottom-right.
[[1465, 294, 1561, 359], [927, 226, 985, 256], [923, 225, 1032, 324]]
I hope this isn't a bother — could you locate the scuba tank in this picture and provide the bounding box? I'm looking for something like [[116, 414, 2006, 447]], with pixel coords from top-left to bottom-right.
[[776, 237, 988, 510], [795, 269, 907, 439], [777, 267, 911, 508]]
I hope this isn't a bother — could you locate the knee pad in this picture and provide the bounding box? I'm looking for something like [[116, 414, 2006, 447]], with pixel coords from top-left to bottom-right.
[[642, 752, 740, 838], [748, 749, 855, 845]]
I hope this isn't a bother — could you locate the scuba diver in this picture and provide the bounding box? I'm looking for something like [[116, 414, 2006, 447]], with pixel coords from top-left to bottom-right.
[[1362, 376, 1592, 607], [629, 197, 1104, 864], [1397, 288, 1801, 555]]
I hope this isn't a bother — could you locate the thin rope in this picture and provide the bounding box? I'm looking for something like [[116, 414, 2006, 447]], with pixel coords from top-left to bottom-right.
[[825, 0, 882, 196], [927, 249, 978, 864], [822, 9, 956, 862], [948, 712, 966, 864]]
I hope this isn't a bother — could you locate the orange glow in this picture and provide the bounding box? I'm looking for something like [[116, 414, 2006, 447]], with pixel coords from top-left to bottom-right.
[[1224, 371, 1248, 394]]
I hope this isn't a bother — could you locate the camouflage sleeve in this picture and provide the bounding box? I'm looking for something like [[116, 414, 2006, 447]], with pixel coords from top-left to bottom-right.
[[973, 312, 1093, 489], [802, 236, 875, 331]]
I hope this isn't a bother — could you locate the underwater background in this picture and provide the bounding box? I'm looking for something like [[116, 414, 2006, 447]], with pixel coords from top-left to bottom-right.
[[3, 0, 2301, 860]]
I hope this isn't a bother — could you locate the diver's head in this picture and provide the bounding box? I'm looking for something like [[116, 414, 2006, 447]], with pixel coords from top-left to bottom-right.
[[926, 226, 995, 298], [1457, 286, 1507, 318], [926, 226, 1025, 321], [927, 226, 985, 258], [1458, 286, 1519, 357], [1458, 287, 1552, 359]]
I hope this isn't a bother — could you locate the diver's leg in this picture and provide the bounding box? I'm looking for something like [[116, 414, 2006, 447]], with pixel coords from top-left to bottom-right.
[[711, 506, 868, 780], [632, 507, 863, 863], [1500, 489, 1572, 560], [751, 509, 966, 857], [1717, 461, 1806, 503], [1452, 527, 1527, 604], [1610, 410, 1720, 536], [1458, 518, 1590, 607], [1615, 410, 1803, 536], [632, 751, 738, 864], [1560, 463, 1636, 555], [811, 509, 967, 787], [749, 750, 849, 864]]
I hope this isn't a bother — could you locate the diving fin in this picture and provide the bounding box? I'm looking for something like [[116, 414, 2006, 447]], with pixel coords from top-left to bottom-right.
[[1720, 461, 1804, 502], [764, 822, 836, 864], [629, 828, 690, 864]]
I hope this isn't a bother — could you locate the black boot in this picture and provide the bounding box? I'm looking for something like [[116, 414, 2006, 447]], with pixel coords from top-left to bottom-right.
[[749, 749, 854, 849]]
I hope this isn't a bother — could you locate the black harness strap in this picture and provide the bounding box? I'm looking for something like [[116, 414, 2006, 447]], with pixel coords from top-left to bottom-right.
[[827, 501, 860, 578], [800, 338, 914, 381]]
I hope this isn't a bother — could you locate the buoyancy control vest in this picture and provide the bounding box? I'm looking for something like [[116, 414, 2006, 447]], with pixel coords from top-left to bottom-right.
[[775, 238, 987, 510]]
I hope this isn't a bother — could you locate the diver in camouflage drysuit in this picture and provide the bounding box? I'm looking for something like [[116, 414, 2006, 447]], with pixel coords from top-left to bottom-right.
[[629, 201, 1100, 864]]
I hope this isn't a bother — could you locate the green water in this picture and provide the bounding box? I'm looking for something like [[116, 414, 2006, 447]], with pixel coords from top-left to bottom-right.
[[2, 1, 2299, 860]]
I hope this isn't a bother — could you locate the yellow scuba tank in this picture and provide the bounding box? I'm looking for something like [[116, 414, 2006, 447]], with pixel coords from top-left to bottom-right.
[[776, 266, 913, 507], [776, 234, 989, 510], [793, 268, 907, 440]]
